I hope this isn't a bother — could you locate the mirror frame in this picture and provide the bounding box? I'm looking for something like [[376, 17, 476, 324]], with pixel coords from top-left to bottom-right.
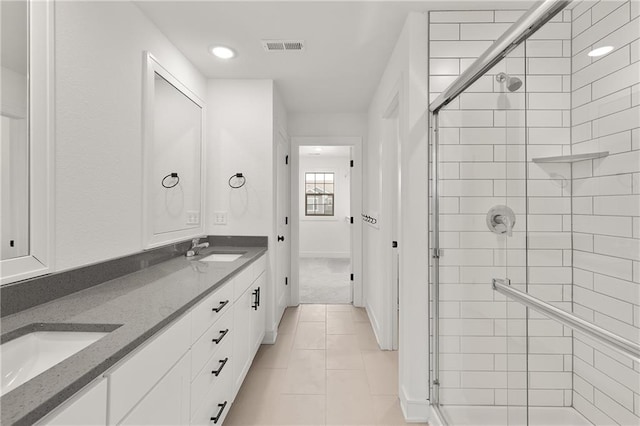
[[142, 52, 206, 249], [1, 0, 55, 285]]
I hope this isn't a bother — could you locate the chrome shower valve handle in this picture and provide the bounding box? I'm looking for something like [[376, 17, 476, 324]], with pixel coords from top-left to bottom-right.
[[487, 205, 516, 236]]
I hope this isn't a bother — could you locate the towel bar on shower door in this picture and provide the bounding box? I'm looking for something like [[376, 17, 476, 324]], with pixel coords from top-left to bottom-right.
[[492, 278, 640, 362]]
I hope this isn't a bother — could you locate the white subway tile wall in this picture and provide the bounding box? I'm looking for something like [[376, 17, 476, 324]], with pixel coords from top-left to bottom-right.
[[429, 8, 574, 408], [570, 1, 640, 424]]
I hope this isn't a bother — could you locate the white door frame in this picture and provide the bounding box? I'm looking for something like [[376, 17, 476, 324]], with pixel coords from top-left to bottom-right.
[[290, 136, 363, 307], [382, 90, 401, 351]]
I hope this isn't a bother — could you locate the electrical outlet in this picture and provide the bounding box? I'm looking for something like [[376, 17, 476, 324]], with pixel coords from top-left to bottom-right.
[[213, 212, 227, 225], [186, 210, 200, 225]]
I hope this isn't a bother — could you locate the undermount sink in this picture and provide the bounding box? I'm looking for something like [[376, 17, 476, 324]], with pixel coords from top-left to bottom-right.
[[1, 330, 108, 396], [200, 253, 244, 262]]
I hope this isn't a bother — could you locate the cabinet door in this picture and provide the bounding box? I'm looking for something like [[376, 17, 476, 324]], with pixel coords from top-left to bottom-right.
[[119, 353, 190, 426], [39, 378, 107, 426], [232, 286, 251, 397], [108, 313, 191, 424], [250, 272, 266, 355]]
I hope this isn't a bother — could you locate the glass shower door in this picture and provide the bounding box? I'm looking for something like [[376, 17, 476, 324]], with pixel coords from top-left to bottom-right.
[[431, 48, 528, 425]]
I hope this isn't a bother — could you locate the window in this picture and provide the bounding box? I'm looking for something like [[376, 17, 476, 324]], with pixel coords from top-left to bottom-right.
[[305, 172, 334, 216]]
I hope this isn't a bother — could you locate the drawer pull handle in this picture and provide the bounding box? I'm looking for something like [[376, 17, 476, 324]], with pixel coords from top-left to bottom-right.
[[212, 329, 229, 344], [252, 289, 259, 310], [212, 357, 229, 376], [212, 300, 229, 312], [210, 401, 228, 424]]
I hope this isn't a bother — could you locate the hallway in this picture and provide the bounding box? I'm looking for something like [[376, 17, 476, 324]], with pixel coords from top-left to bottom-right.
[[225, 304, 420, 425]]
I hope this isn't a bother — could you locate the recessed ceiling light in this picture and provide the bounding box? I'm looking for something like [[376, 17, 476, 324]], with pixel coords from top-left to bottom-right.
[[314, 147, 322, 152], [210, 46, 236, 59], [587, 46, 614, 57]]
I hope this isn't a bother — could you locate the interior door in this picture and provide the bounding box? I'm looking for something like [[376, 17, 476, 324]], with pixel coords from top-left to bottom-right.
[[275, 131, 291, 319]]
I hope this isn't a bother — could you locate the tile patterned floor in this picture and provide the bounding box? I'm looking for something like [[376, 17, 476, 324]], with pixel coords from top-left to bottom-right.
[[225, 304, 424, 425]]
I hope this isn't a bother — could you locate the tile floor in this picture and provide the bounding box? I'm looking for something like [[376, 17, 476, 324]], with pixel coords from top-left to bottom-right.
[[225, 304, 424, 425]]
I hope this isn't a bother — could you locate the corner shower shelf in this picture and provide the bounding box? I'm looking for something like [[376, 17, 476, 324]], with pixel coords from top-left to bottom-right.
[[532, 151, 609, 164]]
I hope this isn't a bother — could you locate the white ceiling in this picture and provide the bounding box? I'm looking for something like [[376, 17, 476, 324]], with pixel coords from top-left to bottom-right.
[[135, 1, 532, 113]]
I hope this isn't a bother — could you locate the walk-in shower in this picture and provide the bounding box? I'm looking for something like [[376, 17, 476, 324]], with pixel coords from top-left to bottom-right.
[[429, 0, 640, 425]]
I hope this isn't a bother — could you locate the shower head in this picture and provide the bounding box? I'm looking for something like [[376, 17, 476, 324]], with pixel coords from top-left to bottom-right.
[[496, 72, 523, 92]]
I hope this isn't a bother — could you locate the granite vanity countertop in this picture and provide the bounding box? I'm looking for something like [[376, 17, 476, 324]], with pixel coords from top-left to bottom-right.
[[0, 245, 267, 426]]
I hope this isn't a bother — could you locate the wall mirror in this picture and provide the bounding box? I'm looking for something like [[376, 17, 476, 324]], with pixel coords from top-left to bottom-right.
[[142, 53, 205, 248], [1, 0, 54, 285]]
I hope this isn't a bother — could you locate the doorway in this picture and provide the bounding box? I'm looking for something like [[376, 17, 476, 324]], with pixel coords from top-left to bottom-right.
[[298, 145, 351, 303], [291, 137, 363, 307]]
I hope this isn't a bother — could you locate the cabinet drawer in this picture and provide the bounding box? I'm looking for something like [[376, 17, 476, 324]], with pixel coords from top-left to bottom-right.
[[191, 281, 234, 344], [251, 254, 267, 281], [108, 313, 190, 425], [233, 266, 253, 302], [191, 307, 233, 380], [190, 337, 232, 416], [190, 365, 232, 426]]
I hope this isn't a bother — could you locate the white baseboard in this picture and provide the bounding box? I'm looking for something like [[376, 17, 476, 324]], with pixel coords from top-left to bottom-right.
[[263, 328, 277, 344], [365, 302, 385, 349], [299, 251, 350, 258], [399, 386, 430, 423]]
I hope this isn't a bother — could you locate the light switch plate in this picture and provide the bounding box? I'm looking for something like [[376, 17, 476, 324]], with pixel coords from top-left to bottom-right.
[[213, 212, 227, 225]]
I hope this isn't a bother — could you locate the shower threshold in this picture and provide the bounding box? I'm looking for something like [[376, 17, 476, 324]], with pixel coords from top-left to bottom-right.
[[440, 405, 592, 426]]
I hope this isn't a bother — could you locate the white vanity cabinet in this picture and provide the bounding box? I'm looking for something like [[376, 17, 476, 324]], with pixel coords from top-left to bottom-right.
[[107, 312, 192, 425], [37, 253, 267, 426], [119, 353, 191, 426], [38, 378, 108, 426], [231, 255, 266, 398], [250, 271, 266, 355], [189, 301, 234, 424]]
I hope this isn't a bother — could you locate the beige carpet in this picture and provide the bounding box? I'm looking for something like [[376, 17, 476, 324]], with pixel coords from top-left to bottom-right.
[[299, 257, 351, 304]]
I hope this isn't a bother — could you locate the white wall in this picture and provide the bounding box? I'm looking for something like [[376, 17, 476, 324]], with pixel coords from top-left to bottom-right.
[[206, 79, 288, 341], [54, 1, 206, 271], [206, 79, 274, 236], [299, 154, 351, 258], [288, 112, 367, 138], [365, 12, 429, 421]]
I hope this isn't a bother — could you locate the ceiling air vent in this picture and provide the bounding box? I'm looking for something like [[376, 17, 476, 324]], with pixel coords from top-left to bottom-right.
[[261, 39, 305, 52]]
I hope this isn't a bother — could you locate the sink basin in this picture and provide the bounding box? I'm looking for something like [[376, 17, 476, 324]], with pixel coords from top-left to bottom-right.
[[1, 331, 108, 396], [200, 253, 244, 262]]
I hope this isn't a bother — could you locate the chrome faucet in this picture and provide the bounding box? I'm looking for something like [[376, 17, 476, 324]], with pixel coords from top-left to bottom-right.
[[186, 238, 209, 257]]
